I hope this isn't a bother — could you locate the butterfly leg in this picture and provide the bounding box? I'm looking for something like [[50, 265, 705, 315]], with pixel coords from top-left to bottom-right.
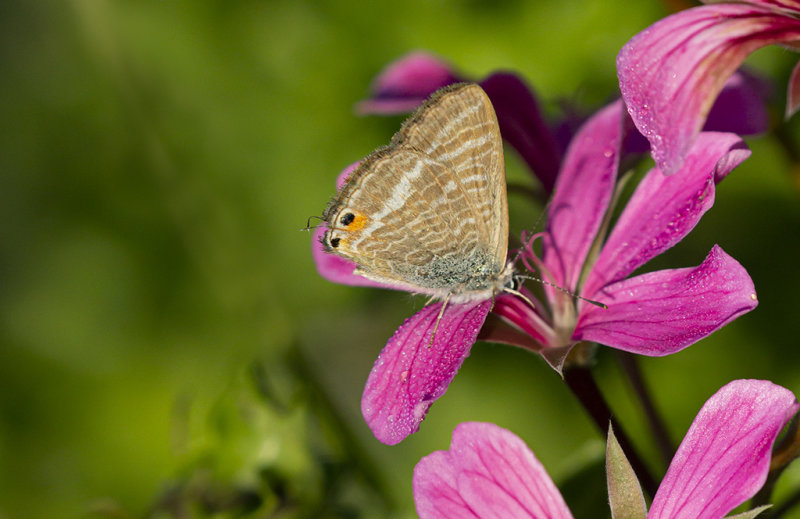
[[502, 286, 538, 311], [428, 293, 451, 348]]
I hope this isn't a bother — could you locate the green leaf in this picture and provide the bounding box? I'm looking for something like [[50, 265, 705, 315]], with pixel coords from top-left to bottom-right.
[[606, 425, 647, 519]]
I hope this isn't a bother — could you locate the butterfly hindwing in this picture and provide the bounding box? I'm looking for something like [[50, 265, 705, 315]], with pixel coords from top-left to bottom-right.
[[323, 83, 509, 298]]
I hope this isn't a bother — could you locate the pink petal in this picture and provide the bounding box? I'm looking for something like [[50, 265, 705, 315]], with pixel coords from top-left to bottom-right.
[[649, 380, 799, 519], [453, 423, 574, 519], [542, 101, 622, 291], [480, 73, 562, 192], [414, 422, 573, 519], [618, 3, 800, 174], [575, 245, 757, 356], [702, 0, 800, 13], [356, 52, 460, 115], [582, 132, 750, 297], [414, 450, 481, 519], [620, 70, 770, 156], [490, 293, 555, 349], [787, 59, 800, 118], [361, 301, 492, 445]]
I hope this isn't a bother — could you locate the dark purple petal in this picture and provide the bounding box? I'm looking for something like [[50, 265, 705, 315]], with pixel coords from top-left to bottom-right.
[[622, 124, 651, 156], [414, 422, 573, 519], [543, 101, 622, 291], [552, 106, 589, 158], [704, 70, 771, 135], [414, 451, 478, 519], [361, 301, 492, 445], [480, 73, 562, 192], [582, 132, 750, 297], [575, 245, 757, 356], [618, 3, 800, 174], [649, 380, 799, 519], [356, 52, 461, 115], [787, 58, 800, 117]]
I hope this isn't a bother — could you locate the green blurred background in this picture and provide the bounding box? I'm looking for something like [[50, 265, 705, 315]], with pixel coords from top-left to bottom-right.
[[2, 1, 800, 517]]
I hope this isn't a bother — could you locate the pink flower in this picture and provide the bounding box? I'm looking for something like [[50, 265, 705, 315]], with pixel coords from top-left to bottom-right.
[[313, 100, 757, 445], [617, 0, 800, 174], [493, 101, 758, 370], [413, 380, 799, 519]]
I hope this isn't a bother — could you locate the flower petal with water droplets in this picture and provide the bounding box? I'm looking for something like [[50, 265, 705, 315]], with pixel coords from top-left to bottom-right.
[[362, 301, 492, 445], [576, 246, 757, 356], [618, 3, 800, 173], [543, 101, 622, 292], [582, 132, 749, 296]]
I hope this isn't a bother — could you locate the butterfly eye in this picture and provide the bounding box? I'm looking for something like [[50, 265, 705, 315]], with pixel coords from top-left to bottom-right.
[[330, 237, 341, 248], [340, 213, 355, 226]]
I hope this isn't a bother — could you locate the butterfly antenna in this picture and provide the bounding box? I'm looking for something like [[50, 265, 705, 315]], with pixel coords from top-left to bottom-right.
[[302, 215, 324, 232], [510, 198, 553, 266], [515, 273, 607, 309]]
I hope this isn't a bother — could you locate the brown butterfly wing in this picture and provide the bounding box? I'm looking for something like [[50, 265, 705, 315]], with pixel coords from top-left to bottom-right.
[[323, 84, 508, 296], [393, 83, 508, 268]]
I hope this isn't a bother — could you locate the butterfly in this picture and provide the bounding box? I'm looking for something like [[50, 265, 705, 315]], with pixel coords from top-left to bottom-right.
[[320, 83, 515, 307]]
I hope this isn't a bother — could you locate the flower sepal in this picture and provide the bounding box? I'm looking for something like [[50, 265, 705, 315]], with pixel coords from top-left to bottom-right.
[[725, 506, 772, 519], [606, 425, 647, 519]]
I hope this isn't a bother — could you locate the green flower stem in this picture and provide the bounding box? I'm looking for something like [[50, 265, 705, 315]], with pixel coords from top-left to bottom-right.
[[615, 352, 674, 467], [563, 361, 658, 498], [285, 345, 398, 511]]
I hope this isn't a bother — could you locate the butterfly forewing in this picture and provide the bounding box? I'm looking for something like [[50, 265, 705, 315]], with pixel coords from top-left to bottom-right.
[[323, 83, 509, 299]]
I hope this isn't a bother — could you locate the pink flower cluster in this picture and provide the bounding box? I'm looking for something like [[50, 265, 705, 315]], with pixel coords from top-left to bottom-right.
[[312, 2, 800, 513], [313, 53, 758, 445]]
